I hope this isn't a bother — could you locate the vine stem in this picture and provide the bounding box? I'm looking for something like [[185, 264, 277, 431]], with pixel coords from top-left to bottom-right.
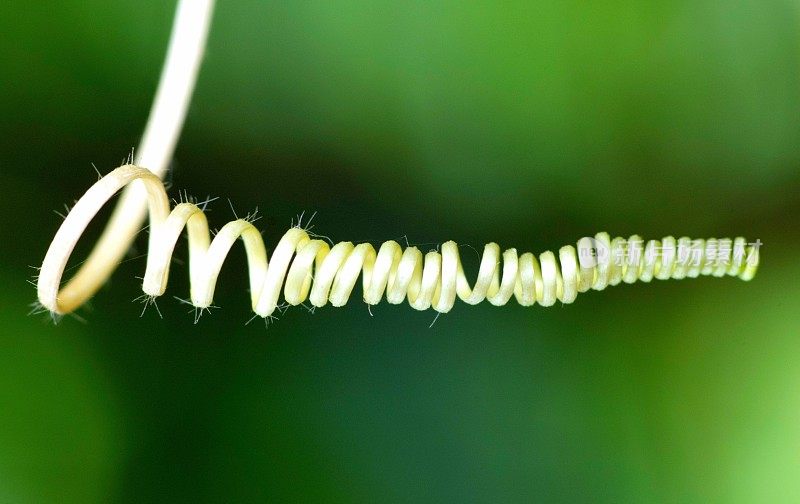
[[39, 0, 215, 314], [37, 1, 761, 318]]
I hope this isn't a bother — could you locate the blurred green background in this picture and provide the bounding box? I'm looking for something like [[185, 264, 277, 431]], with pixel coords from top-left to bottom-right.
[[1, 1, 799, 502]]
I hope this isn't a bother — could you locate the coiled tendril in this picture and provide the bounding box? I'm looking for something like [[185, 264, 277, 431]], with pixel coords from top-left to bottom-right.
[[37, 165, 760, 319]]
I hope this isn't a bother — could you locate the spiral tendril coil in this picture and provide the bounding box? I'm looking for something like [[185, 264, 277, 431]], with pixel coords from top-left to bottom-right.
[[37, 165, 760, 319]]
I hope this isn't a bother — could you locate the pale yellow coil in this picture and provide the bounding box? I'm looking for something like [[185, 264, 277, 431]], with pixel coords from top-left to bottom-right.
[[37, 165, 760, 319]]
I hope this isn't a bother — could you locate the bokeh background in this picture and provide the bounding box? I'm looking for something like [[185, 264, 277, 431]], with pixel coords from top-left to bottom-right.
[[1, 1, 799, 502]]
